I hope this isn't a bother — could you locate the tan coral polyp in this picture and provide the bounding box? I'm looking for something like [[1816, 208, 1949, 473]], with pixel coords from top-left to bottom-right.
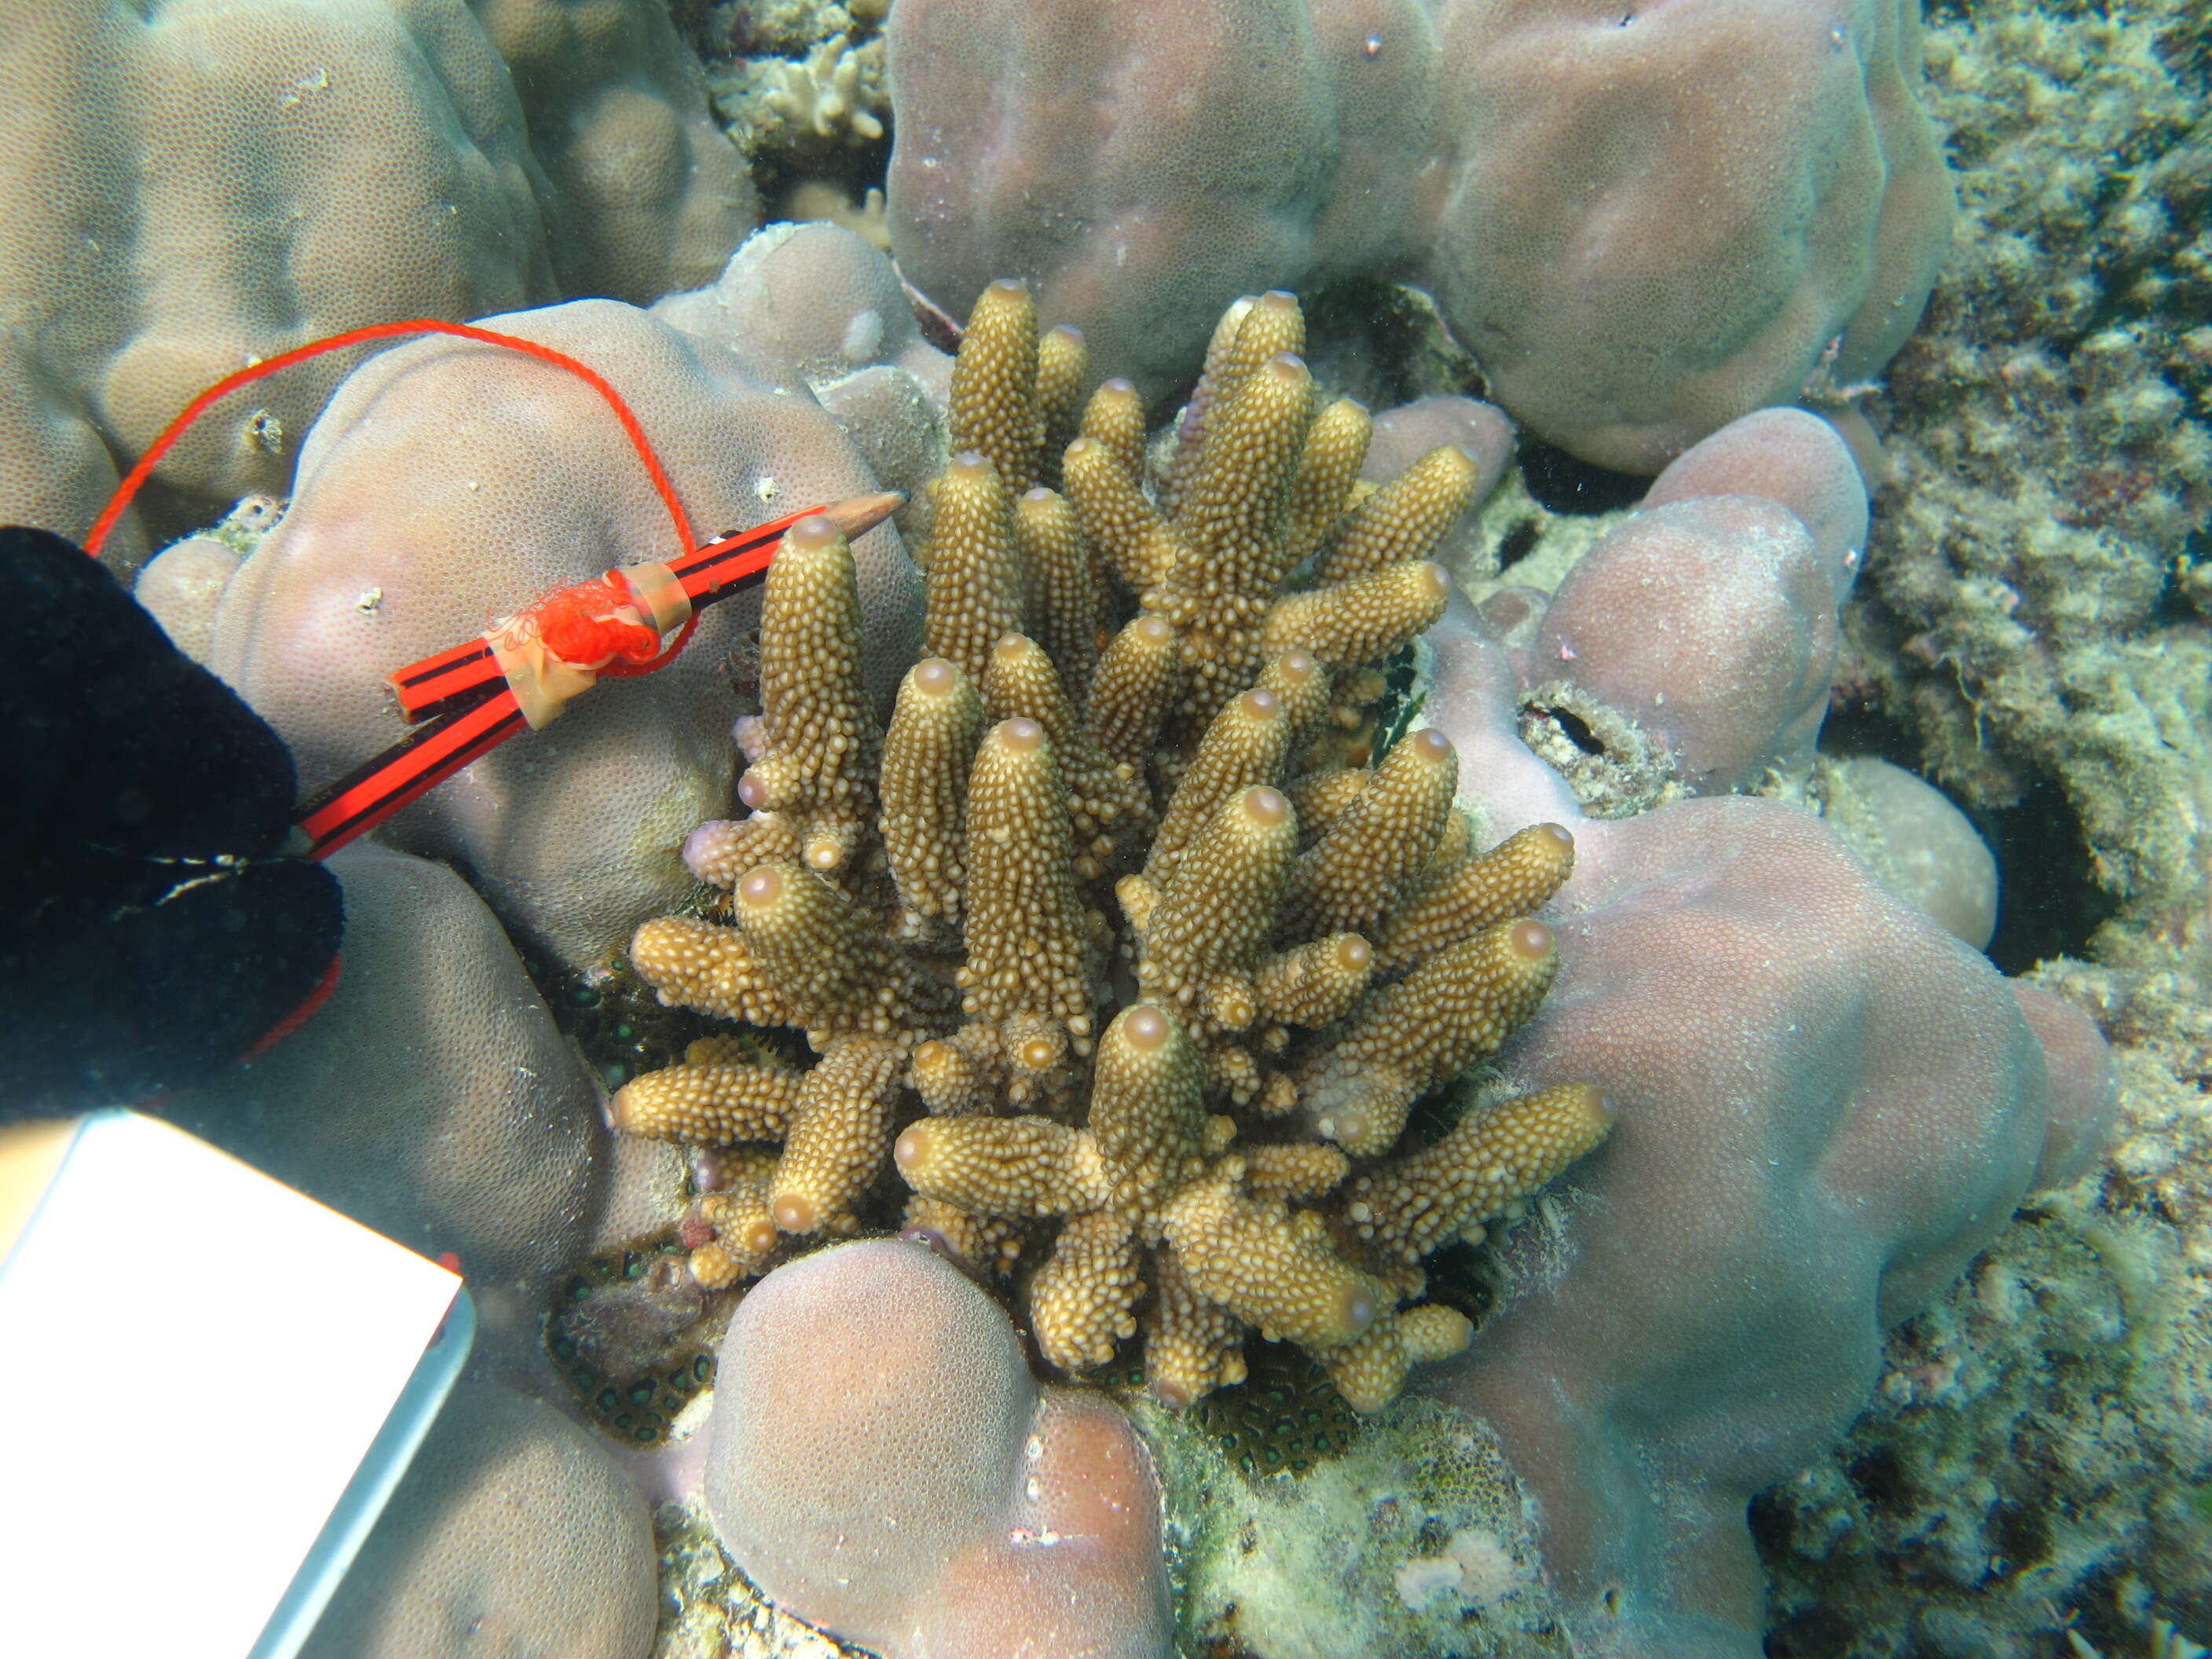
[[1122, 1004, 1170, 1052], [1243, 786, 1287, 828], [784, 512, 840, 551], [1507, 919, 1555, 961], [771, 1192, 816, 1232]]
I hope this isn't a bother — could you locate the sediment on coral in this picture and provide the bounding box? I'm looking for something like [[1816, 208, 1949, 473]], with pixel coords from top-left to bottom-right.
[[616, 280, 1609, 1409]]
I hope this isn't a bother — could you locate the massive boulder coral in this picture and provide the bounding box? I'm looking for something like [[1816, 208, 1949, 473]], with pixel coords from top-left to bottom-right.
[[476, 0, 757, 303], [704, 1237, 1173, 1659], [884, 0, 1953, 472], [0, 0, 755, 566], [649, 219, 956, 504], [1412, 414, 2119, 1657], [200, 291, 921, 969], [304, 1376, 657, 1659], [615, 282, 1611, 1412], [1492, 408, 1870, 800], [159, 844, 606, 1346]]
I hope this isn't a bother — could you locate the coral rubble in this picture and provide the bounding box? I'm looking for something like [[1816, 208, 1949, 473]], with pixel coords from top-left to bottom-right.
[[618, 282, 1609, 1410], [1730, 0, 2212, 1647], [1144, 1393, 1570, 1658], [1848, 0, 2211, 973]]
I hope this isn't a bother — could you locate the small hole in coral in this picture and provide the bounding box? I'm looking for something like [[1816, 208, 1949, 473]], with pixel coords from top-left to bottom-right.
[[1989, 1498, 2053, 1573], [1845, 1446, 1915, 1513], [1495, 518, 1543, 570], [1530, 703, 1605, 756]]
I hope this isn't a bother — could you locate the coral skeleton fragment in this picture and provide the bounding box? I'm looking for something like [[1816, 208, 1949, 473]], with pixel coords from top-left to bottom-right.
[[617, 281, 1610, 1408]]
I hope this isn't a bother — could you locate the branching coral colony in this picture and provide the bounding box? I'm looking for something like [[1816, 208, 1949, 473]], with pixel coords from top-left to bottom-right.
[[614, 281, 1612, 1411]]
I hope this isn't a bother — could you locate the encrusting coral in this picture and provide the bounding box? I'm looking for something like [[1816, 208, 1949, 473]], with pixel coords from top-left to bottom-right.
[[616, 280, 1611, 1410]]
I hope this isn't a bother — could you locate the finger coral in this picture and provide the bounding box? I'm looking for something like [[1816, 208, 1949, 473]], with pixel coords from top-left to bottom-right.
[[619, 281, 1610, 1410]]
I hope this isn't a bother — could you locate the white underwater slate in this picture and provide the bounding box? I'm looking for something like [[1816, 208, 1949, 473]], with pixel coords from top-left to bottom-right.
[[0, 1110, 471, 1659]]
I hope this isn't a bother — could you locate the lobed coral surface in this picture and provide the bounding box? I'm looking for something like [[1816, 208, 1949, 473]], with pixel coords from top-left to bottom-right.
[[201, 295, 920, 969], [1392, 390, 2121, 1655], [0, 0, 756, 567], [702, 1236, 1174, 1659], [884, 0, 1953, 473]]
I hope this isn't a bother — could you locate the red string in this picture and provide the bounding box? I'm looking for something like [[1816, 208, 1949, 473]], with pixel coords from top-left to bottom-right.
[[83, 319, 698, 562], [601, 612, 699, 677], [498, 571, 701, 679], [238, 951, 344, 1060], [526, 573, 667, 668]]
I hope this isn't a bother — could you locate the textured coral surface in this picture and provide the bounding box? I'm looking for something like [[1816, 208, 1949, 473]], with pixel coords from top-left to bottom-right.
[[0, 0, 756, 566], [1414, 396, 2118, 1655], [617, 283, 1610, 1428], [304, 1377, 659, 1659], [160, 843, 604, 1334], [703, 1237, 1173, 1659], [884, 0, 1952, 471], [203, 292, 920, 968]]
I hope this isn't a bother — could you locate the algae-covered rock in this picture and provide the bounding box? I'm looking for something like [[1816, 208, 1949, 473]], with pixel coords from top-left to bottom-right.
[[1142, 1394, 1568, 1659]]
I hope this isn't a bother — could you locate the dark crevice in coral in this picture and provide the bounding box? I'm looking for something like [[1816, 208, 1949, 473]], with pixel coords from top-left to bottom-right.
[[1516, 437, 1651, 515], [1815, 694, 1926, 770], [1818, 688, 2115, 973], [519, 947, 720, 1090], [668, 0, 727, 56], [1422, 1235, 1501, 1330], [1988, 1496, 2054, 1574], [1747, 1489, 1796, 1555], [1495, 516, 1543, 571], [1298, 276, 1490, 413], [753, 130, 894, 224], [2148, 557, 2206, 627], [1846, 1445, 1917, 1514], [2063, 1563, 2160, 1659], [1978, 778, 2120, 975], [1760, 1596, 1862, 1659], [1536, 701, 1606, 756]]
